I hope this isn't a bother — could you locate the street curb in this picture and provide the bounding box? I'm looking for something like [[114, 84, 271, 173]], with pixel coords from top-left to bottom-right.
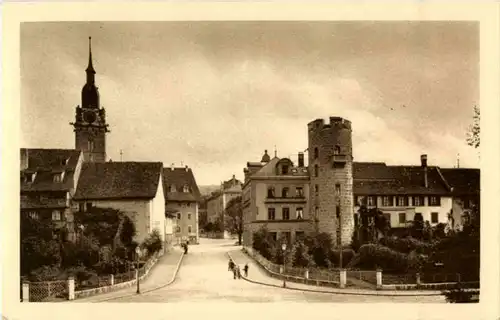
[[85, 251, 185, 302], [227, 251, 444, 297]]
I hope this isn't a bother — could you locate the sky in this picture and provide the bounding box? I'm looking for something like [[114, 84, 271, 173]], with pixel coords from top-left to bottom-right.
[[21, 21, 479, 186]]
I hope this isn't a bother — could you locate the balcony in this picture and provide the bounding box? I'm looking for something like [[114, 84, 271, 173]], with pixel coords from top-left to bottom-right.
[[264, 196, 307, 204]]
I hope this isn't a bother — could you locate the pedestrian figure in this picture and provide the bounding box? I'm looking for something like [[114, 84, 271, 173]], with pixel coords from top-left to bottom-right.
[[243, 263, 249, 277], [228, 259, 235, 271], [233, 266, 237, 279], [236, 265, 241, 279]]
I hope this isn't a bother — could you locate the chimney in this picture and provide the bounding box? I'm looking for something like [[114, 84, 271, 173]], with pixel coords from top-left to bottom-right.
[[298, 152, 304, 167], [171, 163, 175, 171], [421, 154, 428, 188], [185, 165, 189, 172], [20, 149, 29, 170]]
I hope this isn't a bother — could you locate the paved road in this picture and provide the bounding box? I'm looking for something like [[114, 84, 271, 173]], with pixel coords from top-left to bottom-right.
[[108, 238, 446, 303]]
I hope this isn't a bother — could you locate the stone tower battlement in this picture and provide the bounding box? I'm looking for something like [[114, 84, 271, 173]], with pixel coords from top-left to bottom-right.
[[307, 116, 354, 248]]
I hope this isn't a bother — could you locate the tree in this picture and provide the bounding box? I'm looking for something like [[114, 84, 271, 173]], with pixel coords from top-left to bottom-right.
[[355, 206, 390, 244], [224, 196, 243, 245], [141, 229, 163, 257], [291, 241, 313, 268], [466, 105, 480, 149], [120, 215, 136, 247]]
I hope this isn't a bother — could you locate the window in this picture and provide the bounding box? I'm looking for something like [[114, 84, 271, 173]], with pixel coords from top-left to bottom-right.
[[431, 212, 439, 223], [356, 196, 366, 206], [28, 211, 39, 220], [335, 184, 341, 197], [314, 165, 319, 177], [315, 206, 319, 218], [295, 231, 305, 240], [270, 232, 278, 241], [336, 205, 341, 219], [88, 154, 93, 162], [281, 187, 289, 198], [52, 210, 61, 221], [177, 212, 181, 220], [334, 145, 341, 155], [314, 147, 319, 159], [267, 187, 275, 198], [188, 225, 192, 233], [40, 194, 48, 202], [268, 208, 276, 220], [398, 213, 406, 224], [176, 226, 181, 233], [281, 165, 289, 175], [429, 196, 441, 206], [315, 185, 319, 194], [397, 196, 407, 207], [382, 196, 393, 207], [282, 207, 290, 220], [53, 173, 62, 183], [183, 185, 190, 193], [354, 214, 359, 227], [88, 139, 94, 152], [296, 207, 303, 219], [170, 185, 176, 192], [188, 213, 192, 220], [296, 187, 304, 197], [413, 196, 424, 207], [367, 196, 375, 207]]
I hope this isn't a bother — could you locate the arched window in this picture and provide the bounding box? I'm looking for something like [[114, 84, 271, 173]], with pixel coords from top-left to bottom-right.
[[314, 147, 319, 159], [334, 145, 341, 155]]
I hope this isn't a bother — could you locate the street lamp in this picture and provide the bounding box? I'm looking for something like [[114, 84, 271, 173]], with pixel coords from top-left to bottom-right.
[[135, 246, 141, 294], [281, 242, 287, 288], [79, 224, 85, 247]]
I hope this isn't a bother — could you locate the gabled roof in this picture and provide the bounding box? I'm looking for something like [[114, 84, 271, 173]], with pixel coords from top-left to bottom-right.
[[439, 168, 480, 196], [353, 162, 451, 195], [74, 162, 163, 200], [162, 167, 201, 202], [20, 148, 82, 192]]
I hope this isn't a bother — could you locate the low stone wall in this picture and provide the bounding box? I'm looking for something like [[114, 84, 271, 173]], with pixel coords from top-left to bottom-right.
[[74, 250, 163, 300], [382, 282, 480, 291], [241, 247, 340, 288]]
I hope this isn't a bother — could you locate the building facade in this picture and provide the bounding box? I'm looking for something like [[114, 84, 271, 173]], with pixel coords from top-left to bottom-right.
[[206, 175, 243, 237], [20, 148, 84, 242], [242, 151, 313, 246], [242, 117, 481, 248], [162, 166, 202, 244], [73, 162, 167, 244]]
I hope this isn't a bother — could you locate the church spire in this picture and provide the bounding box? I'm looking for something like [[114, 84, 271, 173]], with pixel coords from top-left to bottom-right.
[[86, 37, 96, 75]]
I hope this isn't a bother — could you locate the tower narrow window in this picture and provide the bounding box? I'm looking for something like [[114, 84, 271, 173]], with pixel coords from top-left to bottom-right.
[[314, 147, 319, 159], [314, 165, 319, 177], [335, 184, 341, 197], [334, 145, 341, 155], [88, 139, 94, 152]]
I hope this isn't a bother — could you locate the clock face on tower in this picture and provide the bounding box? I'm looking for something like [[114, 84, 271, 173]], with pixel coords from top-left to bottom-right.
[[83, 111, 97, 124]]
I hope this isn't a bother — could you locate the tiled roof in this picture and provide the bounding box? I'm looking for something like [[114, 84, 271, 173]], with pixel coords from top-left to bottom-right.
[[162, 167, 201, 202], [353, 162, 451, 195], [20, 148, 81, 192], [74, 162, 163, 200], [222, 176, 242, 190], [439, 168, 480, 195]]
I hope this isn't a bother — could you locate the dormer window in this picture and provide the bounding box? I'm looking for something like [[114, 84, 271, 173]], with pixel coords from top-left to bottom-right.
[[53, 173, 64, 183], [25, 172, 36, 183], [183, 185, 190, 193], [170, 185, 176, 192], [281, 165, 289, 175], [61, 158, 69, 166]]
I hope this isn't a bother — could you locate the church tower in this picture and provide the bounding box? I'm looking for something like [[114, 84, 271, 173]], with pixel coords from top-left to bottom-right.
[[70, 37, 109, 162]]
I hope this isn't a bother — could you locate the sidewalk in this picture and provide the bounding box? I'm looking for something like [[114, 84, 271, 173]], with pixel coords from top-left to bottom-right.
[[74, 248, 184, 302], [228, 249, 443, 297]]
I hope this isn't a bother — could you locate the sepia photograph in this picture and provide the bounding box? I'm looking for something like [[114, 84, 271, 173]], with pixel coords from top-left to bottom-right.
[[3, 4, 500, 319], [16, 20, 481, 304]]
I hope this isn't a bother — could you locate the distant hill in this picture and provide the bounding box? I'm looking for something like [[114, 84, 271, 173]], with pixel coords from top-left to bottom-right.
[[198, 185, 220, 196]]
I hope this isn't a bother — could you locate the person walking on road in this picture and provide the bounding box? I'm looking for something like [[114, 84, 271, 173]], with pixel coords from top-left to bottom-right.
[[243, 263, 249, 277], [236, 265, 242, 279], [228, 259, 235, 271], [233, 266, 238, 279]]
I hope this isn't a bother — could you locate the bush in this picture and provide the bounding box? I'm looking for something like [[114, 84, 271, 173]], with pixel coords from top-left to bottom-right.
[[141, 229, 163, 257], [379, 236, 433, 254], [120, 215, 136, 246], [28, 265, 62, 282], [291, 241, 314, 268], [329, 248, 356, 267], [21, 238, 62, 275], [252, 227, 276, 261], [353, 244, 412, 273], [303, 233, 333, 268]]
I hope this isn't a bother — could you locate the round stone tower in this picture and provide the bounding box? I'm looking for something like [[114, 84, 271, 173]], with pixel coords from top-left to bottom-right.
[[307, 117, 354, 247]]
